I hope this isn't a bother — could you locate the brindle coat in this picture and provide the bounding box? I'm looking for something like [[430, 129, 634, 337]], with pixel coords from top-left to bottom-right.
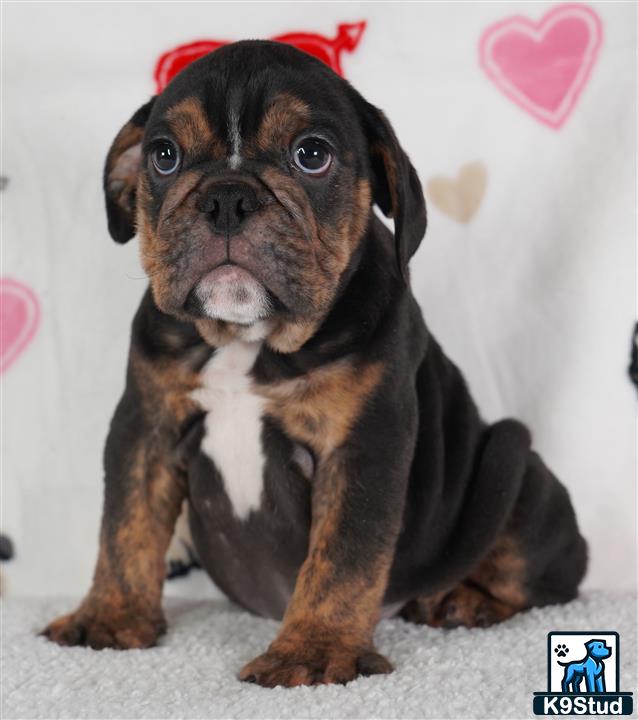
[[43, 41, 587, 688]]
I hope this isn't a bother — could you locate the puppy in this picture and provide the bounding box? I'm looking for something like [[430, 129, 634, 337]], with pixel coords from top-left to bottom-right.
[[43, 41, 587, 687]]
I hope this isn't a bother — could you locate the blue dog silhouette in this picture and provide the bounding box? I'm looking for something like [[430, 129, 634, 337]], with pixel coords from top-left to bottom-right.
[[559, 639, 611, 693]]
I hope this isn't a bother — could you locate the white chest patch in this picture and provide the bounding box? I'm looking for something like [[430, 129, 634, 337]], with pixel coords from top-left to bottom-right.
[[191, 341, 265, 519]]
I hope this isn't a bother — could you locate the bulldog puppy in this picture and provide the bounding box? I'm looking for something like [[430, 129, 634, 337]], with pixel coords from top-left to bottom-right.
[[43, 41, 587, 687]]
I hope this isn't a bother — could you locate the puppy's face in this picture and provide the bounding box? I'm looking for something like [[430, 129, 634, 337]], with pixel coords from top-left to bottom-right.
[[105, 41, 426, 351]]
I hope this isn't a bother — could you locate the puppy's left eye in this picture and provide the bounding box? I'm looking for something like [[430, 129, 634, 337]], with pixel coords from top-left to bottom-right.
[[151, 141, 181, 175], [293, 138, 332, 175]]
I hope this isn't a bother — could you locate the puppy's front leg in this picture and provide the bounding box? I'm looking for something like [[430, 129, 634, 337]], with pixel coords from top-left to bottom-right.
[[240, 444, 409, 688], [43, 347, 196, 649]]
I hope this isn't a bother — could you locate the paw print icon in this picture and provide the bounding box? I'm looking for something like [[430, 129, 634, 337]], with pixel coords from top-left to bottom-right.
[[554, 643, 569, 658]]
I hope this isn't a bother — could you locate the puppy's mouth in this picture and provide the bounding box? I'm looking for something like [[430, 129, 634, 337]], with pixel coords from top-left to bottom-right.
[[185, 264, 273, 326]]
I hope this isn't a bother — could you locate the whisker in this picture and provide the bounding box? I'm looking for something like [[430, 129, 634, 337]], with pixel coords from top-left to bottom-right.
[[125, 272, 150, 281], [125, 265, 171, 281]]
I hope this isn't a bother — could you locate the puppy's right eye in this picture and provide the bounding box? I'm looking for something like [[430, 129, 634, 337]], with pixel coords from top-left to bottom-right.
[[151, 141, 180, 175]]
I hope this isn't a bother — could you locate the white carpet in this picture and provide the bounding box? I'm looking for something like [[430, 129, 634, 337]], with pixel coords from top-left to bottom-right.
[[2, 592, 635, 719]]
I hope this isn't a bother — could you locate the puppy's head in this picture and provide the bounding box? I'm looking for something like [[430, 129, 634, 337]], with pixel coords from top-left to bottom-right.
[[104, 41, 426, 351]]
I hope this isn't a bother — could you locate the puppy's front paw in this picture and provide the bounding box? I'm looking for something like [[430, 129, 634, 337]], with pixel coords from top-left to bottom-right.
[[239, 643, 393, 688], [41, 604, 166, 650]]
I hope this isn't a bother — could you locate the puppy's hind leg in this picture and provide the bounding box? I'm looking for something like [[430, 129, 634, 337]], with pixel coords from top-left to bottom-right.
[[505, 451, 588, 610], [404, 426, 587, 629], [401, 535, 527, 629], [400, 584, 517, 629]]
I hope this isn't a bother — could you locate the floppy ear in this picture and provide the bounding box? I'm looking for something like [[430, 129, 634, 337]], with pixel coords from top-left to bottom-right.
[[103, 98, 156, 243], [353, 95, 427, 279]]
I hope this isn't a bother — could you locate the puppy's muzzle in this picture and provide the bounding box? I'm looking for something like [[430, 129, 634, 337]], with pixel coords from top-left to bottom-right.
[[185, 179, 272, 325], [197, 181, 259, 235]]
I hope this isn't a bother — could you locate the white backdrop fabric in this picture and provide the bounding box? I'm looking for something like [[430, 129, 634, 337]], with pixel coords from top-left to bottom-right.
[[2, 1, 636, 597]]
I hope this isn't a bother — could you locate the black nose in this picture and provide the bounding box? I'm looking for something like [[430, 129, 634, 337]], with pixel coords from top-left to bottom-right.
[[198, 182, 259, 234]]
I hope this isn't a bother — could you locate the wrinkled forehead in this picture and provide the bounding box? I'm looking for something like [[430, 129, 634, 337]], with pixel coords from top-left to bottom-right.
[[146, 42, 362, 162]]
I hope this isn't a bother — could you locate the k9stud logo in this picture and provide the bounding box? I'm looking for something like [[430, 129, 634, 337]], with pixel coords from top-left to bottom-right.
[[533, 632, 633, 715]]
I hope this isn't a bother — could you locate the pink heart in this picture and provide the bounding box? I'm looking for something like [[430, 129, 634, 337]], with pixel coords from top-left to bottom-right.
[[479, 4, 602, 129], [0, 278, 40, 374]]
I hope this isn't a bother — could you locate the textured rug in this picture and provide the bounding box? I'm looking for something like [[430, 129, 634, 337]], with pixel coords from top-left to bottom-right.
[[2, 592, 636, 719]]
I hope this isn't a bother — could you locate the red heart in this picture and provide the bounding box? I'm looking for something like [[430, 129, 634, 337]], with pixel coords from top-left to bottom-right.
[[479, 4, 602, 129], [0, 278, 40, 374], [154, 21, 366, 92]]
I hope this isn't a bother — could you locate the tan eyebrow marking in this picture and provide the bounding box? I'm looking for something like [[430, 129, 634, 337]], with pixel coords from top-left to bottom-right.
[[166, 97, 224, 158], [255, 94, 311, 152]]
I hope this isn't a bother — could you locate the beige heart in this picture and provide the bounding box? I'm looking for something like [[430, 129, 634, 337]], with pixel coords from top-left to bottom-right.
[[426, 161, 487, 223]]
